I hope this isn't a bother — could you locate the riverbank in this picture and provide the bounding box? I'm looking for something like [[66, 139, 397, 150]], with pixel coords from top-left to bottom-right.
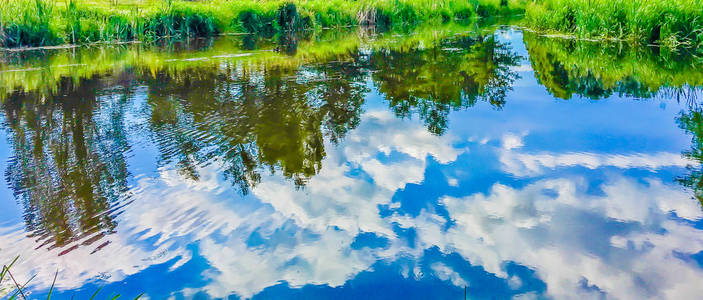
[[524, 0, 703, 50], [0, 0, 525, 48]]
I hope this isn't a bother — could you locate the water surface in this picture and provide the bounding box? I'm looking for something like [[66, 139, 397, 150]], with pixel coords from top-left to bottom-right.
[[1, 25, 703, 299]]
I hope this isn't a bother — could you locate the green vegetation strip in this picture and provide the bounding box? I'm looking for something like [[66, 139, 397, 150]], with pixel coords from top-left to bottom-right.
[[0, 0, 525, 48], [524, 0, 703, 51]]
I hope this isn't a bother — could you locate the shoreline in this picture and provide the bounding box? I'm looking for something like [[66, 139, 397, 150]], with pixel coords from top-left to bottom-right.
[[0, 0, 525, 49]]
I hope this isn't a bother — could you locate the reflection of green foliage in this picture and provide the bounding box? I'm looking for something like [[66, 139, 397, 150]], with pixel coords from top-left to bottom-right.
[[2, 76, 131, 254], [370, 32, 520, 134], [0, 24, 515, 253], [0, 23, 477, 101], [524, 32, 703, 100], [144, 59, 368, 193], [677, 108, 703, 207]]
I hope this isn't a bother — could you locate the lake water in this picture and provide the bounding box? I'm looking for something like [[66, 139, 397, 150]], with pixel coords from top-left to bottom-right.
[[1, 24, 703, 299]]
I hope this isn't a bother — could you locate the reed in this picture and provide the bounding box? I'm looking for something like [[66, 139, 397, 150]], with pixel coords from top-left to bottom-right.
[[524, 0, 703, 51], [0, 0, 525, 48], [1, 257, 143, 299]]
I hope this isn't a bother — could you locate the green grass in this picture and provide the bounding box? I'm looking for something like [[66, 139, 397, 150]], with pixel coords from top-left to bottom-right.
[[0, 0, 526, 48], [524, 0, 703, 51], [2, 256, 143, 299]]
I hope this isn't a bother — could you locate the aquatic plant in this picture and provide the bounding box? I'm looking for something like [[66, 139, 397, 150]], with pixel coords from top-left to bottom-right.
[[524, 0, 703, 51]]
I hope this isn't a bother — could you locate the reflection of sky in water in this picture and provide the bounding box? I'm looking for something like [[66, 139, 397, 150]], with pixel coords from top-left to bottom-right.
[[1, 30, 703, 299]]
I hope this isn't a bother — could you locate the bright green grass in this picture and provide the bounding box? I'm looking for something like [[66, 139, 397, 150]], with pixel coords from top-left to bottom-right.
[[0, 0, 526, 48], [524, 0, 703, 51], [2, 256, 143, 299]]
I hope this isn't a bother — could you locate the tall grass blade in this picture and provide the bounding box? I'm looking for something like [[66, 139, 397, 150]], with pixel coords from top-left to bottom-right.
[[89, 286, 103, 300], [47, 270, 59, 300]]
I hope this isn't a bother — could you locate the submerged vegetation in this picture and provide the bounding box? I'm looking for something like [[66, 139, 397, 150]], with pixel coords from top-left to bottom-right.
[[525, 0, 703, 51], [0, 0, 526, 48]]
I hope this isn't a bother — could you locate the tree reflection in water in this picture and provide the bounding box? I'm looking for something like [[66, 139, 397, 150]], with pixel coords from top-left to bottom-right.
[[524, 31, 703, 101], [371, 33, 521, 135], [677, 103, 703, 207], [145, 57, 369, 193], [2, 76, 133, 255], [142, 29, 522, 192], [11, 27, 700, 261]]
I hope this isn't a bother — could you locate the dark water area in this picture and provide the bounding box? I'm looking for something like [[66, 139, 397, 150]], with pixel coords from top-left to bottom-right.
[[1, 24, 703, 299]]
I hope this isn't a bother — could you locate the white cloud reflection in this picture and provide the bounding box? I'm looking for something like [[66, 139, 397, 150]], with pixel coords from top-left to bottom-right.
[[498, 132, 693, 176], [396, 177, 703, 299], [1, 111, 702, 300]]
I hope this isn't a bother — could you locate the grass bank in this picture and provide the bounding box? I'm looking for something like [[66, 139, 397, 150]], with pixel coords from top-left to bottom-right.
[[0, 0, 526, 48], [524, 0, 703, 51]]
